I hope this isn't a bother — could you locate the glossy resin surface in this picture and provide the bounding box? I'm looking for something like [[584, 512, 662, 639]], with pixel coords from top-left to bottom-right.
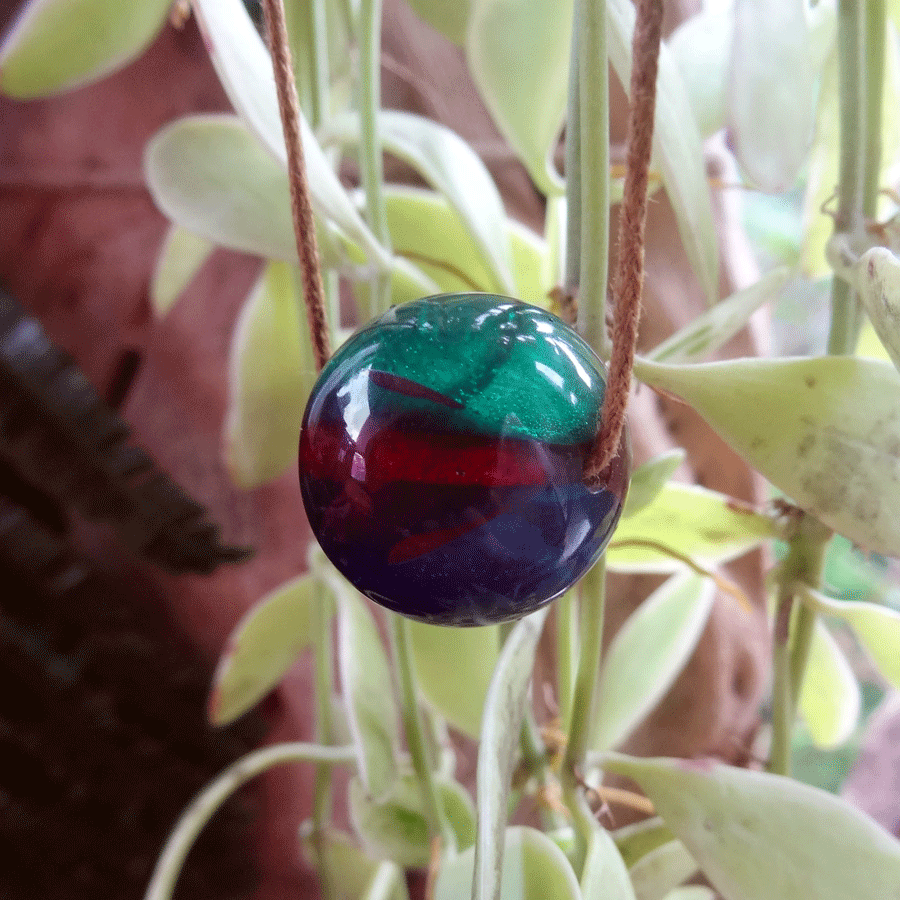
[[299, 294, 629, 625]]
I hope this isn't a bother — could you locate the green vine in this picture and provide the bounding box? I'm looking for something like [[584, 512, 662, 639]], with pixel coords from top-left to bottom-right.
[[145, 743, 355, 900], [828, 0, 885, 355], [767, 512, 831, 777], [389, 614, 457, 853], [769, 0, 887, 776], [357, 0, 392, 315], [572, 0, 611, 355]]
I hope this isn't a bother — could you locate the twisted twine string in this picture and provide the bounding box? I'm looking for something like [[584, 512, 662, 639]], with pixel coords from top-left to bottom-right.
[[584, 0, 664, 487], [261, 0, 331, 371]]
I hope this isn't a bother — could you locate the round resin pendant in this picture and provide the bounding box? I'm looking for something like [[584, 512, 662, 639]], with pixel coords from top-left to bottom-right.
[[299, 294, 629, 626]]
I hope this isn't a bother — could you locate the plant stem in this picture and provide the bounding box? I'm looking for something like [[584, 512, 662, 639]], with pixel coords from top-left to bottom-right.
[[564, 2, 582, 305], [829, 0, 886, 355], [335, 0, 356, 35], [556, 590, 578, 732], [561, 0, 616, 872], [519, 705, 547, 777], [827, 278, 855, 357], [574, 0, 610, 355], [357, 0, 392, 315], [766, 513, 830, 776], [312, 588, 337, 900], [834, 0, 868, 235], [772, 0, 887, 775], [388, 614, 456, 852], [565, 561, 607, 761], [309, 0, 340, 343], [562, 557, 607, 872], [283, 1, 316, 122], [365, 862, 406, 900], [788, 603, 818, 712], [144, 743, 355, 900], [310, 0, 331, 127], [306, 8, 338, 891], [768, 587, 796, 777]]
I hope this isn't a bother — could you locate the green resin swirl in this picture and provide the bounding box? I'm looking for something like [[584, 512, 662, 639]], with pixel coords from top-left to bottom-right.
[[327, 294, 607, 444]]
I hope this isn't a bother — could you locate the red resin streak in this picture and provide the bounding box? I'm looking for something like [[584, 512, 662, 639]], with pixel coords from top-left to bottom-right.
[[300, 420, 583, 491]]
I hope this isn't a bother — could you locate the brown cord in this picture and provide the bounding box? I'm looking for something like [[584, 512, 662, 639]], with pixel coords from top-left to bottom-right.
[[584, 0, 664, 487], [261, 0, 332, 371]]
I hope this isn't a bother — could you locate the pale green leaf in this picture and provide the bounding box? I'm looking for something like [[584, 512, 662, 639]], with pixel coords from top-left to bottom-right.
[[329, 692, 354, 748], [405, 0, 473, 45], [383, 187, 494, 294], [408, 620, 499, 739], [424, 709, 458, 781], [298, 827, 410, 900], [475, 609, 550, 900], [145, 115, 298, 261], [144, 121, 390, 287], [543, 196, 567, 299], [323, 110, 515, 293], [436, 826, 581, 900], [667, 4, 734, 139], [349, 773, 475, 867], [0, 0, 170, 97], [352, 250, 442, 311], [546, 826, 576, 858], [608, 482, 778, 575], [146, 118, 352, 273], [630, 841, 696, 900], [508, 218, 551, 305], [224, 261, 315, 488], [337, 588, 400, 802], [648, 268, 789, 364], [582, 822, 637, 900], [799, 619, 861, 748], [383, 186, 548, 303], [151, 226, 215, 317], [361, 862, 410, 900], [857, 319, 893, 363], [281, 1, 315, 122], [322, 0, 357, 118], [856, 247, 900, 374], [466, 0, 571, 195], [622, 450, 686, 518], [607, 0, 718, 303], [801, 586, 900, 688], [662, 890, 714, 900], [209, 574, 326, 725], [599, 753, 900, 900], [387, 254, 442, 303], [593, 574, 716, 750], [612, 818, 676, 870], [634, 354, 900, 557], [728, 0, 835, 191], [191, 0, 390, 267]]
